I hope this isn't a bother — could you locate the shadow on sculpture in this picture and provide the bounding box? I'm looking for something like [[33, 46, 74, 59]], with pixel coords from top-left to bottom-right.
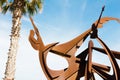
[[29, 6, 120, 80]]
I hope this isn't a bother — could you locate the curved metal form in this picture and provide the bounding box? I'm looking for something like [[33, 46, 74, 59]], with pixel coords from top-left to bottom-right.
[[29, 15, 120, 80], [96, 37, 120, 80]]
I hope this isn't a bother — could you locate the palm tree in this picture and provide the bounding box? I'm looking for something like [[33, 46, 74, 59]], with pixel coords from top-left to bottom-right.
[[0, 0, 43, 80]]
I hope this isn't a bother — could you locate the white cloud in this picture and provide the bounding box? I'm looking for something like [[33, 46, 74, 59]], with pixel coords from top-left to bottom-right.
[[47, 52, 68, 70], [0, 25, 11, 79]]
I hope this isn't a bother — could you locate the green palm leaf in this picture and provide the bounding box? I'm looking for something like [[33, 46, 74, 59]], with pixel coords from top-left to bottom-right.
[[0, 0, 7, 6], [2, 5, 9, 14], [0, 0, 43, 15]]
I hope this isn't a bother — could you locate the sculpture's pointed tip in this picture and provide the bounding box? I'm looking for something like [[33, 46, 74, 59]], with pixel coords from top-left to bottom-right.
[[102, 5, 105, 11]]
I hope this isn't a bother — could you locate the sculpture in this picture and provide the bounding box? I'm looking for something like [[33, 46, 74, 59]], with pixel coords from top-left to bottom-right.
[[29, 6, 120, 80]]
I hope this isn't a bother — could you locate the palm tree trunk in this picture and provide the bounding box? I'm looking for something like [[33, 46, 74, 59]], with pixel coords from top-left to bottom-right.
[[3, 7, 22, 80]]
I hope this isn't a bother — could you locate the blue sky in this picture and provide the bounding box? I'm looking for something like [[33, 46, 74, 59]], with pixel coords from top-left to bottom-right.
[[0, 0, 120, 80]]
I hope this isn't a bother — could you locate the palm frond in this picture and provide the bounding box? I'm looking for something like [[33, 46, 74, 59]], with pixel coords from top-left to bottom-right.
[[0, 0, 7, 6], [27, 3, 36, 16], [0, 0, 13, 14], [22, 7, 27, 15], [9, 2, 14, 12], [27, 0, 43, 16], [36, 0, 42, 10], [0, 0, 44, 15], [2, 5, 9, 14]]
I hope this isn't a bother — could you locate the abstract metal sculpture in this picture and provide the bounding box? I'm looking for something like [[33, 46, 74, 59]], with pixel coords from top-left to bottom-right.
[[29, 6, 120, 80]]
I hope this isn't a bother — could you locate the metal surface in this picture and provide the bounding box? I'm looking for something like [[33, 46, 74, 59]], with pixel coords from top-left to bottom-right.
[[29, 11, 120, 80]]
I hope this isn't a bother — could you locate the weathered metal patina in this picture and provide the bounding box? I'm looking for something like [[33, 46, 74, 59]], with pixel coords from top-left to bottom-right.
[[29, 7, 120, 80]]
